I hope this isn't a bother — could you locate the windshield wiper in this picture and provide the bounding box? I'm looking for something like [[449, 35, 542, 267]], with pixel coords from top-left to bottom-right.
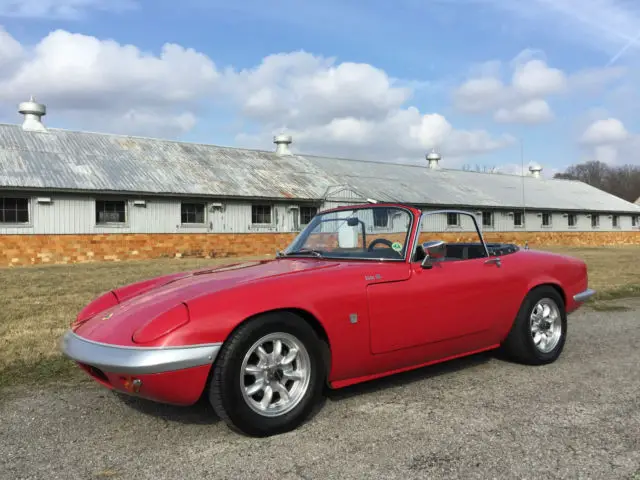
[[283, 248, 324, 258]]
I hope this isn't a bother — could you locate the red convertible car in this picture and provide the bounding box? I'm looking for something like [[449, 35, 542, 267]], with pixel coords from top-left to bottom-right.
[[61, 203, 595, 437]]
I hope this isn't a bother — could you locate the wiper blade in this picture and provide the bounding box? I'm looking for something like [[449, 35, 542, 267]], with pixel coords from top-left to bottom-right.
[[283, 248, 324, 258]]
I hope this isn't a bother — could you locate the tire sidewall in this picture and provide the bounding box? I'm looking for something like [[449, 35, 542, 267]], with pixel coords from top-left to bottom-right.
[[522, 287, 567, 363], [211, 312, 325, 437]]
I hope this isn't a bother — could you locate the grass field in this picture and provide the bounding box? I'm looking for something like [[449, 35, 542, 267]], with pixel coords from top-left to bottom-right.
[[1, 247, 638, 389]]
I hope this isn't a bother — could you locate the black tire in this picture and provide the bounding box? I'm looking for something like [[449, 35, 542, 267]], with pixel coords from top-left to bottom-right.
[[500, 286, 567, 365], [209, 311, 327, 437]]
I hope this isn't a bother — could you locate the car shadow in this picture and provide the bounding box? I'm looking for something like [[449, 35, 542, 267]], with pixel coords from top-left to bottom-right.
[[108, 351, 495, 426], [324, 351, 494, 402], [112, 392, 219, 425]]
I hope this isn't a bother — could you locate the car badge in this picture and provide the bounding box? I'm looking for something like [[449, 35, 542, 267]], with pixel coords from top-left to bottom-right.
[[101, 312, 114, 321]]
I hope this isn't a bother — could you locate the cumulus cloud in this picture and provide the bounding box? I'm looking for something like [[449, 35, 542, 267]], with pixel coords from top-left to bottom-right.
[[0, 26, 514, 162], [580, 118, 629, 145], [578, 117, 640, 165], [494, 99, 554, 124], [452, 49, 623, 125]]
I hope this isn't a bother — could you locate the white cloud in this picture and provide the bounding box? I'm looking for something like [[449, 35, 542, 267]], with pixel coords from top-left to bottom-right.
[[580, 118, 629, 145], [452, 49, 625, 126], [494, 99, 554, 124], [0, 26, 512, 162], [0, 0, 137, 19]]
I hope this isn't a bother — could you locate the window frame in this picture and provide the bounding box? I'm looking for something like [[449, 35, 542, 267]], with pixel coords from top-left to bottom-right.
[[95, 199, 128, 226], [180, 201, 207, 226], [446, 212, 460, 227], [513, 211, 524, 228], [299, 206, 318, 227], [541, 212, 552, 228], [481, 211, 493, 228], [567, 213, 577, 228], [0, 196, 31, 225], [612, 214, 620, 229], [591, 214, 600, 228], [251, 204, 273, 226]]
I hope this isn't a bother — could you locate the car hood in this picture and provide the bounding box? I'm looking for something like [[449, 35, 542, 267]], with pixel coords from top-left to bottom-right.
[[73, 258, 338, 345]]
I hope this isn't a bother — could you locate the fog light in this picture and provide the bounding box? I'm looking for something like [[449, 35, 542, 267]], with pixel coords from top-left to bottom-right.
[[122, 377, 143, 393]]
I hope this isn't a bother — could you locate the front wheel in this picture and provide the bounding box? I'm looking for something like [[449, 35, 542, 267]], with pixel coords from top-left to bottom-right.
[[500, 286, 567, 365], [208, 312, 327, 437]]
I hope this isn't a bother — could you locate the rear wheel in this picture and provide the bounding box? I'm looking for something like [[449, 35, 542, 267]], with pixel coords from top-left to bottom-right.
[[209, 311, 326, 437], [500, 286, 567, 365]]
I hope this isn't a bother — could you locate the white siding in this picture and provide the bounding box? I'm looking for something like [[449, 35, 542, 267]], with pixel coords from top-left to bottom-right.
[[0, 191, 638, 234]]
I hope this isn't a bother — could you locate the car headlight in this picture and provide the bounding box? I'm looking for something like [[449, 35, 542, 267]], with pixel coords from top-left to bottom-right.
[[132, 303, 190, 344]]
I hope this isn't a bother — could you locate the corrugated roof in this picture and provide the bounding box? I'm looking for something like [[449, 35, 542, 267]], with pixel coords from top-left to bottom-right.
[[1, 123, 639, 214]]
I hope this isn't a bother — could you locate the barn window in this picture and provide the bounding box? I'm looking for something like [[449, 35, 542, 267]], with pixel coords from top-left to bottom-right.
[[300, 206, 317, 226], [181, 202, 205, 224], [612, 215, 619, 228], [542, 212, 552, 227], [568, 214, 577, 227], [373, 208, 389, 228], [0, 197, 29, 223], [633, 216, 638, 227], [482, 211, 493, 227], [95, 200, 126, 224], [252, 205, 272, 224], [446, 212, 459, 227], [591, 214, 600, 228], [513, 211, 523, 227]]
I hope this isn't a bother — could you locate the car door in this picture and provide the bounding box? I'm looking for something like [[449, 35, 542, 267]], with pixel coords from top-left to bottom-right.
[[367, 211, 514, 355]]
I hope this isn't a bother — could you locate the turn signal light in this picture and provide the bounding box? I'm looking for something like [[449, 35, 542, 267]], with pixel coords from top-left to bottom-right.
[[132, 303, 190, 344]]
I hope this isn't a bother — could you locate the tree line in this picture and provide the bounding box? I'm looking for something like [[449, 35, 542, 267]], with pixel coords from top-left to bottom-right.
[[553, 160, 640, 204]]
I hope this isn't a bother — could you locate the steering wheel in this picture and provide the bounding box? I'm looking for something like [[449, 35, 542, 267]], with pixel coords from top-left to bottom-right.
[[367, 238, 394, 251], [367, 238, 402, 258]]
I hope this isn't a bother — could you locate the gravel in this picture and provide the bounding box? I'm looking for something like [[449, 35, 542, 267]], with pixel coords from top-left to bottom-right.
[[2, 300, 639, 480]]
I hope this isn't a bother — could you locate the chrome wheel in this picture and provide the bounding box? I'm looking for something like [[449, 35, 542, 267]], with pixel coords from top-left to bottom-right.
[[240, 332, 311, 417], [530, 298, 562, 353]]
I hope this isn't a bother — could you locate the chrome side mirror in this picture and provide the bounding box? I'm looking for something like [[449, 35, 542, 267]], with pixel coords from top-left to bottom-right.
[[420, 240, 446, 269]]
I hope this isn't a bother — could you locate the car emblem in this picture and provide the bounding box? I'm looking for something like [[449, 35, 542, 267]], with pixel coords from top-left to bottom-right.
[[101, 312, 114, 321]]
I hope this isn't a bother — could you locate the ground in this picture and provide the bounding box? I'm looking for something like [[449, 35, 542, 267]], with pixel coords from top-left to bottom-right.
[[1, 299, 639, 479], [0, 246, 639, 479]]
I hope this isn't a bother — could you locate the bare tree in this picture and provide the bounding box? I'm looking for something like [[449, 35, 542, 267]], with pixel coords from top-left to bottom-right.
[[554, 160, 640, 203]]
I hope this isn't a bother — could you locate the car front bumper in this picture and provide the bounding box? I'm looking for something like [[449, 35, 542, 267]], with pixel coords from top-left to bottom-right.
[[61, 330, 222, 375], [573, 288, 596, 303]]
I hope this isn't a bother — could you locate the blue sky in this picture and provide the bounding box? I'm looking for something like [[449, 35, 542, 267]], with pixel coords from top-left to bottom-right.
[[1, 0, 639, 175]]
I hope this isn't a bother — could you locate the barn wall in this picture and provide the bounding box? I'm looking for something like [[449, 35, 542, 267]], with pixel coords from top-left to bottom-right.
[[1, 230, 639, 267]]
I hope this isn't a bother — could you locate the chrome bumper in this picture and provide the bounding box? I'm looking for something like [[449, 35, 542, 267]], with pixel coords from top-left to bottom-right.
[[61, 331, 222, 375], [573, 288, 596, 303]]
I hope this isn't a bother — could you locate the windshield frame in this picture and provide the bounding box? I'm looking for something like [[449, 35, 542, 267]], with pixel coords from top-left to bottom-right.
[[282, 204, 416, 262]]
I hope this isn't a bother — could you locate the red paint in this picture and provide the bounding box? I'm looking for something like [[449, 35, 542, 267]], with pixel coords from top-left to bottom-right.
[[67, 203, 593, 406]]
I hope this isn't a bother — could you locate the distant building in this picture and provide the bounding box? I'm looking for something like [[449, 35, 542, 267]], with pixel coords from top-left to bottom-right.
[[1, 98, 639, 266]]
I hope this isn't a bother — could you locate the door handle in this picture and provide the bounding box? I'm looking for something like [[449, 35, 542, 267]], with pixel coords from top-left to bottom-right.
[[485, 257, 501, 267]]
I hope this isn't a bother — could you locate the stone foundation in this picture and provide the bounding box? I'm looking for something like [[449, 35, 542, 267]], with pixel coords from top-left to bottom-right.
[[1, 231, 639, 267]]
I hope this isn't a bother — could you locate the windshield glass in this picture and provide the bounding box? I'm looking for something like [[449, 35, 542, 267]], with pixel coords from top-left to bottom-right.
[[283, 206, 413, 260]]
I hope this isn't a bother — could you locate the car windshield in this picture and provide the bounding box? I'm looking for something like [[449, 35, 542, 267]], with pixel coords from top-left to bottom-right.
[[283, 206, 413, 260]]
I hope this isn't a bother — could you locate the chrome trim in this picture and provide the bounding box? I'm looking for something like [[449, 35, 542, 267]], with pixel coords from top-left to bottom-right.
[[284, 204, 415, 263], [61, 330, 222, 375], [409, 209, 490, 262], [573, 288, 596, 303]]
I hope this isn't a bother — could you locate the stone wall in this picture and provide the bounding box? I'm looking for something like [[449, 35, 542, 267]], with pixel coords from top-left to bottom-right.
[[1, 231, 639, 267]]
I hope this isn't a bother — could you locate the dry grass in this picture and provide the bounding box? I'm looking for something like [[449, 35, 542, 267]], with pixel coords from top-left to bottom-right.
[[0, 246, 638, 389]]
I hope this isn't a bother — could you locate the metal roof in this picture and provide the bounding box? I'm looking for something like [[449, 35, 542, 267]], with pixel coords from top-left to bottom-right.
[[1, 123, 639, 214]]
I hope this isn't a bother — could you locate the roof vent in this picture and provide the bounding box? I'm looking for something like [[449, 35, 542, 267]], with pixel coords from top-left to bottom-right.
[[18, 96, 47, 132], [529, 163, 543, 178], [426, 149, 441, 169], [274, 134, 293, 156]]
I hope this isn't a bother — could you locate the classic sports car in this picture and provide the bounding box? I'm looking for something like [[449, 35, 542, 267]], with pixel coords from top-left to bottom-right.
[[61, 203, 595, 437]]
